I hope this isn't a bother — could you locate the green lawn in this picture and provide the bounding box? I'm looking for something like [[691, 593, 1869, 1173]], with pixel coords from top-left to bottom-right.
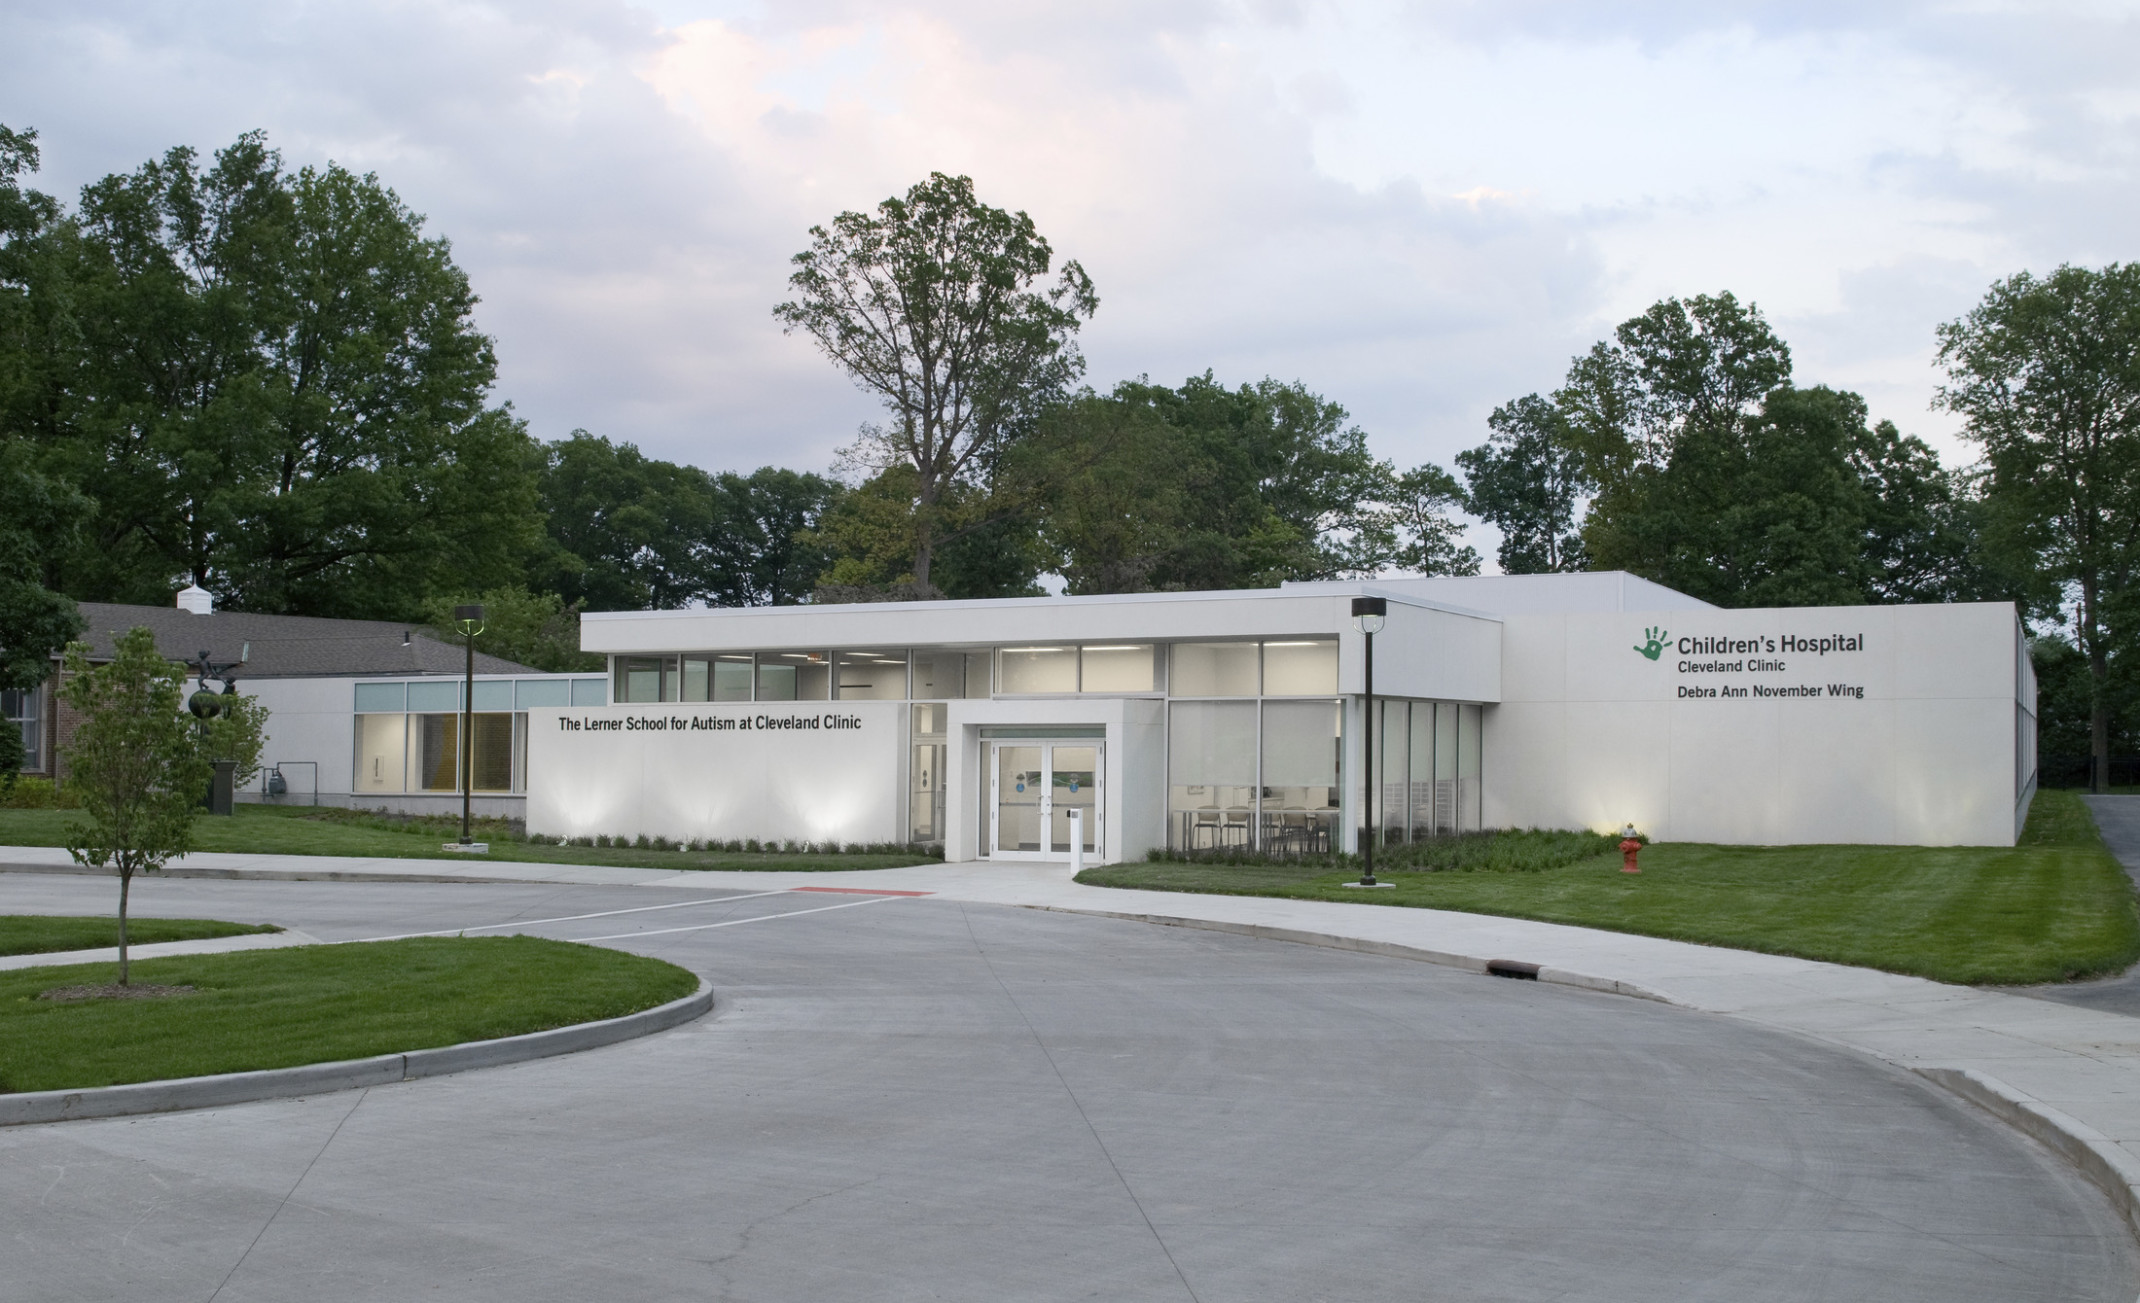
[[1075, 789, 2140, 986], [0, 803, 935, 872], [0, 935, 698, 1093], [0, 915, 278, 957]]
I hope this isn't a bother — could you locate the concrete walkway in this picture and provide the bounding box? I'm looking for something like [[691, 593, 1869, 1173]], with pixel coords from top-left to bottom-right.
[[10, 833, 2140, 1237]]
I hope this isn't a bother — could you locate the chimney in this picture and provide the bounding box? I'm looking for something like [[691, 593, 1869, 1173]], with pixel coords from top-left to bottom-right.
[[176, 585, 215, 615]]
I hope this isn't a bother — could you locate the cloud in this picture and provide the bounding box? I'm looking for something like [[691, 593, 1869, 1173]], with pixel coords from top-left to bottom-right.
[[0, 0, 2133, 505]]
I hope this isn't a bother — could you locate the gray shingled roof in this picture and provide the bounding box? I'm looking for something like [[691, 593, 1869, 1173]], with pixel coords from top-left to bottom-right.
[[68, 604, 542, 679]]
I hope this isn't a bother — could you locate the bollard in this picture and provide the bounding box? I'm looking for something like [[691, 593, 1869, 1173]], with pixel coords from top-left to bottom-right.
[[1068, 808, 1084, 875], [1618, 822, 1641, 873]]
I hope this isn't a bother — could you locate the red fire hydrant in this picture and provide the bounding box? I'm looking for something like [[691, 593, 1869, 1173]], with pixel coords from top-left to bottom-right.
[[1618, 824, 1642, 874]]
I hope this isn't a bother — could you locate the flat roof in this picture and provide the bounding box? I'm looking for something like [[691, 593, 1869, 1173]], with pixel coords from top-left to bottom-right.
[[578, 572, 1708, 656]]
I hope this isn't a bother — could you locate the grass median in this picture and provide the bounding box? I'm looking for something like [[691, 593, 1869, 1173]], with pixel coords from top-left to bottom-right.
[[0, 804, 935, 872], [0, 915, 278, 957], [0, 935, 699, 1093], [1074, 789, 2140, 986]]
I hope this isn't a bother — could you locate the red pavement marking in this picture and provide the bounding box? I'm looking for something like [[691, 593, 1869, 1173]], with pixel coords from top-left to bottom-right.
[[789, 886, 934, 897]]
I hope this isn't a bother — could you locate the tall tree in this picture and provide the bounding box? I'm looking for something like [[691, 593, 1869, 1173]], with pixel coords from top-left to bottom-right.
[[48, 131, 538, 616], [1010, 374, 1473, 593], [1937, 263, 2140, 791], [1455, 394, 1591, 574], [535, 431, 716, 611], [702, 466, 846, 607], [774, 172, 1096, 594], [1560, 292, 1793, 570], [0, 126, 85, 728], [423, 585, 602, 673]]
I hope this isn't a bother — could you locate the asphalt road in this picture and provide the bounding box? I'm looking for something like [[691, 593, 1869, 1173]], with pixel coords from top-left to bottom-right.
[[1, 874, 2132, 1303]]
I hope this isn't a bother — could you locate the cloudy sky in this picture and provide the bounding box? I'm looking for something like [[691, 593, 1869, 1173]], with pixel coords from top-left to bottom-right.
[[5, 1, 2136, 520]]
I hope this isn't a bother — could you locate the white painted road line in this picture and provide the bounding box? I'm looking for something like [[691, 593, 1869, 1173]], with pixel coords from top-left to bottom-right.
[[362, 889, 801, 942], [571, 894, 906, 941]]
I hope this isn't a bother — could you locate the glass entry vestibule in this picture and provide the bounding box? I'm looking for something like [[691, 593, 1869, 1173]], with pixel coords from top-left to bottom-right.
[[989, 740, 1102, 859]]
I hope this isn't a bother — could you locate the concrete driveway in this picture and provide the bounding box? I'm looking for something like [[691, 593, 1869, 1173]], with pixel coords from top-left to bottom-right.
[[1, 874, 2132, 1302]]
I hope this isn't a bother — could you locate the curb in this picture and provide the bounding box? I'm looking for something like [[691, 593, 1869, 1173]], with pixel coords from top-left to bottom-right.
[[0, 978, 714, 1127], [1032, 906, 1677, 1004], [1913, 1065, 2140, 1246], [0, 861, 559, 886]]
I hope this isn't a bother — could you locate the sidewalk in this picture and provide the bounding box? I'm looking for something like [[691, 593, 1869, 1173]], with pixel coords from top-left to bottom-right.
[[6, 840, 2140, 1237]]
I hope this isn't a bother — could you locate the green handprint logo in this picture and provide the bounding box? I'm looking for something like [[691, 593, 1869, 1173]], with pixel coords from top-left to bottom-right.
[[1633, 626, 1670, 661]]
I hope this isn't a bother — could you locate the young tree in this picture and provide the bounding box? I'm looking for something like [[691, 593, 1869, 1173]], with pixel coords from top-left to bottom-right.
[[1455, 394, 1591, 574], [59, 627, 210, 985], [199, 690, 269, 791], [774, 173, 1096, 594], [1937, 263, 2140, 791]]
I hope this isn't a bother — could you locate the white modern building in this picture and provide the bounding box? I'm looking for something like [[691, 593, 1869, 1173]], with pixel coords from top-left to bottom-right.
[[524, 573, 2039, 859]]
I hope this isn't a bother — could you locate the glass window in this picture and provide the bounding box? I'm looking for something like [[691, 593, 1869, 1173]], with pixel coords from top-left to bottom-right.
[[1459, 703, 1483, 833], [1079, 644, 1156, 693], [679, 657, 711, 702], [836, 650, 908, 700], [910, 648, 967, 700], [615, 657, 664, 704], [1168, 701, 1256, 852], [1260, 699, 1341, 854], [999, 646, 1076, 694], [407, 680, 460, 713], [911, 704, 947, 844], [472, 680, 513, 711], [758, 651, 831, 701], [515, 679, 570, 709], [1433, 702, 1459, 835], [1, 686, 38, 772], [713, 654, 753, 701], [1376, 700, 1409, 845], [471, 713, 515, 792], [1170, 643, 1258, 697], [1262, 640, 1338, 695], [1408, 705, 1435, 840], [354, 713, 407, 793], [353, 681, 405, 713], [571, 678, 607, 706], [416, 714, 459, 790], [963, 651, 993, 697]]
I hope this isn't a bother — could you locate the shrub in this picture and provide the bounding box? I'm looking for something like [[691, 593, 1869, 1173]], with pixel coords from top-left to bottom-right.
[[0, 776, 79, 809], [1143, 828, 1623, 873]]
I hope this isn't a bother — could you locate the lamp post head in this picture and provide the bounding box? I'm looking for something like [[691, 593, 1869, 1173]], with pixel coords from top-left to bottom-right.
[[1351, 595, 1387, 636], [452, 604, 486, 638]]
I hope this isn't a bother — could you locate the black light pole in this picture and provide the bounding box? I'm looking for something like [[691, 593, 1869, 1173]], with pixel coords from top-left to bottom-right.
[[1352, 596, 1387, 887], [453, 604, 485, 847]]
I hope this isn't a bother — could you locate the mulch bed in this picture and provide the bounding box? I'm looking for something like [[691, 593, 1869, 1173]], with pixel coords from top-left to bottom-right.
[[35, 983, 196, 1003]]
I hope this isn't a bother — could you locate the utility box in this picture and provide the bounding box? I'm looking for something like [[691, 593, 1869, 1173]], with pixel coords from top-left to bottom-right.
[[206, 760, 236, 816]]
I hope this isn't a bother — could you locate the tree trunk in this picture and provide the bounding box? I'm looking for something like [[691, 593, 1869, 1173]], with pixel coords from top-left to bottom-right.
[[911, 474, 938, 596], [117, 865, 131, 986], [2086, 580, 2111, 794]]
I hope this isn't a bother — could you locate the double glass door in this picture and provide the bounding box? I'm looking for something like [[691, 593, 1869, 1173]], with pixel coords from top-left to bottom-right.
[[990, 742, 1102, 859]]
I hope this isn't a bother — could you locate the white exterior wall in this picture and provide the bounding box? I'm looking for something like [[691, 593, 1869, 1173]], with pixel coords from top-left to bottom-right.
[[240, 678, 360, 798], [526, 702, 907, 845], [1485, 602, 2029, 847]]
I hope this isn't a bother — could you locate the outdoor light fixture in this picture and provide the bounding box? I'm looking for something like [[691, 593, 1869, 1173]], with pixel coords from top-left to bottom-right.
[[1350, 596, 1390, 888], [449, 604, 486, 852]]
